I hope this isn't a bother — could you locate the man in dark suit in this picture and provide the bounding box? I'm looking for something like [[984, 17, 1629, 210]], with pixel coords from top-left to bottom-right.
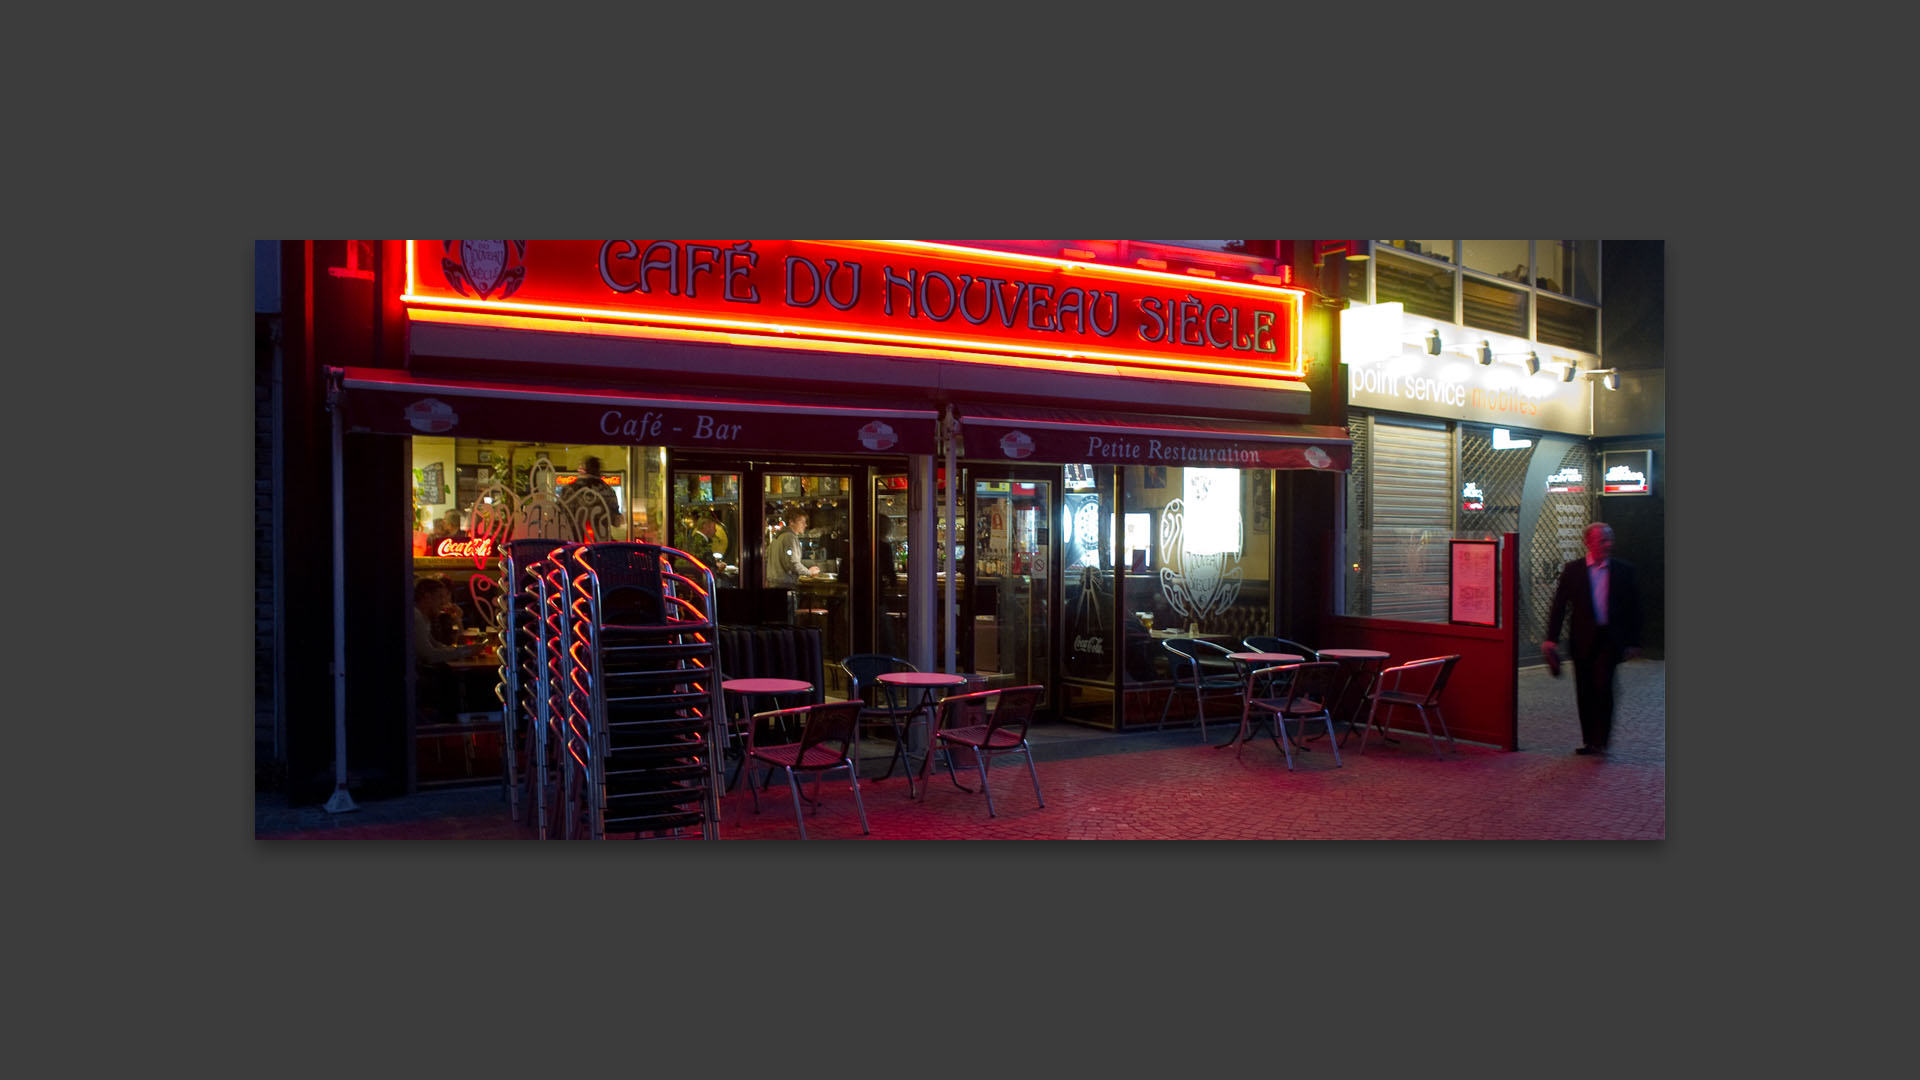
[[1544, 522, 1643, 756]]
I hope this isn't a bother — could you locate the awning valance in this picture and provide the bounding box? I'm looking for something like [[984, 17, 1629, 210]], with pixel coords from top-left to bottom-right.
[[335, 367, 940, 456], [957, 404, 1351, 471]]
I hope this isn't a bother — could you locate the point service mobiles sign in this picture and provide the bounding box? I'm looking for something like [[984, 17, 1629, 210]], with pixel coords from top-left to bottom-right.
[[406, 240, 1305, 382]]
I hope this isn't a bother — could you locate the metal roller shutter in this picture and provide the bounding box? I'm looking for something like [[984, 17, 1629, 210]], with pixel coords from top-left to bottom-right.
[[1367, 418, 1454, 623]]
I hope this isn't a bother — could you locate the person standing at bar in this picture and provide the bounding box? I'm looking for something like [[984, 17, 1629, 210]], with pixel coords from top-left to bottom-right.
[[767, 508, 819, 587], [1544, 521, 1643, 756]]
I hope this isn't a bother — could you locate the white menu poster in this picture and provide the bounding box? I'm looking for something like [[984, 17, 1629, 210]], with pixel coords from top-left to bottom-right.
[[1449, 539, 1498, 627]]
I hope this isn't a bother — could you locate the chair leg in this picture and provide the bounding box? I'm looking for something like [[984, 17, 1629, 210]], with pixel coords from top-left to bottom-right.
[[1324, 715, 1342, 767], [847, 763, 869, 835], [1434, 705, 1456, 753], [1416, 705, 1441, 759], [1022, 743, 1044, 808], [1277, 721, 1296, 771], [1194, 686, 1208, 740], [1157, 682, 1180, 730], [975, 748, 996, 817], [1358, 697, 1384, 755], [747, 756, 761, 814], [813, 768, 824, 813], [785, 767, 807, 840]]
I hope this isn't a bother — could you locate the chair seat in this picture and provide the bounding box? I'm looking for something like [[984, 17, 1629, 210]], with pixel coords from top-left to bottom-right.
[[1372, 690, 1433, 707], [751, 743, 849, 769], [936, 724, 1027, 750], [1251, 697, 1326, 718]]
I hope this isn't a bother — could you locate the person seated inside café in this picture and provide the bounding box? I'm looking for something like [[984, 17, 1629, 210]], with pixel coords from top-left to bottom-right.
[[413, 576, 477, 721]]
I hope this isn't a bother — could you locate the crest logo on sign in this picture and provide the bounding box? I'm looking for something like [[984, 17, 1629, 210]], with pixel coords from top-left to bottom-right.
[[404, 397, 459, 433], [999, 430, 1035, 459], [858, 421, 900, 451], [442, 240, 527, 300], [1304, 446, 1331, 469]]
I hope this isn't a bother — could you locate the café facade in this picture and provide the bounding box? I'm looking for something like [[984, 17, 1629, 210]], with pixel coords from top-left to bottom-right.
[[265, 239, 1357, 802]]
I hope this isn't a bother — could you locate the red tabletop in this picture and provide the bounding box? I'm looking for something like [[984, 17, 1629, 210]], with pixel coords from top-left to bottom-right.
[[721, 678, 813, 695], [876, 672, 968, 687], [1227, 652, 1306, 665]]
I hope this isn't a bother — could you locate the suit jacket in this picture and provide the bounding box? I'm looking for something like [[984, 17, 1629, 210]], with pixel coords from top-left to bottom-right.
[[1546, 557, 1642, 657]]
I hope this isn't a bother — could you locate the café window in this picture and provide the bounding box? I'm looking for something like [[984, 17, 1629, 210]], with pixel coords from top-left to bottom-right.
[[410, 439, 668, 558], [1536, 293, 1598, 352], [1117, 464, 1274, 690], [1462, 275, 1529, 338], [1373, 248, 1455, 321], [1381, 239, 1454, 263], [1462, 240, 1531, 284], [1533, 240, 1600, 303]]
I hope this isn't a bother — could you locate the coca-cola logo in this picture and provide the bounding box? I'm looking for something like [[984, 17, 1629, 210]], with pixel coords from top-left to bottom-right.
[[1072, 635, 1105, 656], [435, 536, 496, 559], [1000, 430, 1035, 459]]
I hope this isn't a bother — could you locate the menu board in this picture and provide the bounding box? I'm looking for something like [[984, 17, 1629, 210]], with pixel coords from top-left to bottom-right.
[[1449, 539, 1499, 627]]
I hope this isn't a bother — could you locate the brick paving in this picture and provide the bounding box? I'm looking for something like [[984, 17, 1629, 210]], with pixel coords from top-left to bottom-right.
[[259, 660, 1664, 841]]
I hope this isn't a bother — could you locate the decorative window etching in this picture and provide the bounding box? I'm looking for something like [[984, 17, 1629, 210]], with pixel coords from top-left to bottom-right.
[[1157, 496, 1244, 628]]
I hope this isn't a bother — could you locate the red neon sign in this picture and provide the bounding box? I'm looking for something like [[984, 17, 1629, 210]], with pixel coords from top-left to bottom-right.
[[404, 241, 1306, 381], [435, 536, 496, 559]]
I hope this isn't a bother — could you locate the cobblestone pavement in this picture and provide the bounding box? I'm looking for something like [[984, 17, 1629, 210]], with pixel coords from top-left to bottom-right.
[[259, 661, 1663, 841]]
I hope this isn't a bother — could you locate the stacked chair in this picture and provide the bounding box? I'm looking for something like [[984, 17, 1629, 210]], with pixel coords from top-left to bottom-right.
[[497, 538, 568, 828], [507, 542, 724, 839]]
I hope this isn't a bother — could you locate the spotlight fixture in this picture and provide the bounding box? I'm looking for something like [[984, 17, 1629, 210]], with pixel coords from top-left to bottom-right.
[[1476, 340, 1493, 365], [1424, 329, 1441, 355], [1605, 370, 1620, 391], [1524, 351, 1540, 376], [1561, 362, 1578, 383], [1576, 367, 1622, 390]]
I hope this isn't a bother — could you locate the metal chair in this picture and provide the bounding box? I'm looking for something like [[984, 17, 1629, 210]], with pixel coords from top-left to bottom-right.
[[837, 653, 918, 782], [1359, 655, 1461, 759], [745, 700, 870, 839], [1241, 636, 1319, 661], [1157, 638, 1242, 738], [1238, 661, 1343, 770], [924, 685, 1045, 818]]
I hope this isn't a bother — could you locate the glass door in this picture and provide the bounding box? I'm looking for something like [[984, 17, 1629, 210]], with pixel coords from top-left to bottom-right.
[[969, 477, 1052, 701], [670, 469, 742, 590], [763, 470, 855, 698]]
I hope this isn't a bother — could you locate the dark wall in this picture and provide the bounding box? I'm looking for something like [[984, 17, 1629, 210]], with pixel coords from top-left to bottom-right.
[[345, 435, 412, 796], [1601, 241, 1665, 372], [1596, 436, 1665, 659]]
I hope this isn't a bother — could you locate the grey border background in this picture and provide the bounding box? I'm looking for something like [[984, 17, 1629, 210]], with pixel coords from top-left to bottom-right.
[[27, 11, 1840, 1072]]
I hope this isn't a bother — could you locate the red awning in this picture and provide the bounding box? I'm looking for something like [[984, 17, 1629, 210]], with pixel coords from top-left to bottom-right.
[[335, 367, 940, 456], [958, 404, 1351, 471]]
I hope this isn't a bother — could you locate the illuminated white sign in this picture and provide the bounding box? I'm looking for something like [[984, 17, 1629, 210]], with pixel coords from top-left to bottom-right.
[[1602, 450, 1652, 495], [1546, 467, 1585, 494], [1461, 481, 1485, 511], [1492, 428, 1532, 449]]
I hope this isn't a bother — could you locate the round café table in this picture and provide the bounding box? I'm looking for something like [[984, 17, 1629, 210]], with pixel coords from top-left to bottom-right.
[[1218, 652, 1305, 750], [1317, 649, 1393, 745], [720, 678, 814, 791], [876, 671, 968, 798]]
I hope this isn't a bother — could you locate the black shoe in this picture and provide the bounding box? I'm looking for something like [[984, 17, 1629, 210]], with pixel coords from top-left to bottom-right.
[[1574, 746, 1596, 756]]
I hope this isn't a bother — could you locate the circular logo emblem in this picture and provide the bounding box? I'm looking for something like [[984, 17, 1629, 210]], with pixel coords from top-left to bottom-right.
[[404, 397, 459, 434], [858, 421, 899, 451], [999, 430, 1035, 459], [1304, 445, 1331, 469]]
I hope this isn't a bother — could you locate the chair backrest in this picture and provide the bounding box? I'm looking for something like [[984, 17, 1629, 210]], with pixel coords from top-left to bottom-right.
[[982, 684, 1043, 742], [933, 687, 997, 733], [1262, 661, 1338, 715], [839, 653, 915, 706], [794, 700, 862, 761], [1389, 655, 1460, 707], [1243, 636, 1318, 661]]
